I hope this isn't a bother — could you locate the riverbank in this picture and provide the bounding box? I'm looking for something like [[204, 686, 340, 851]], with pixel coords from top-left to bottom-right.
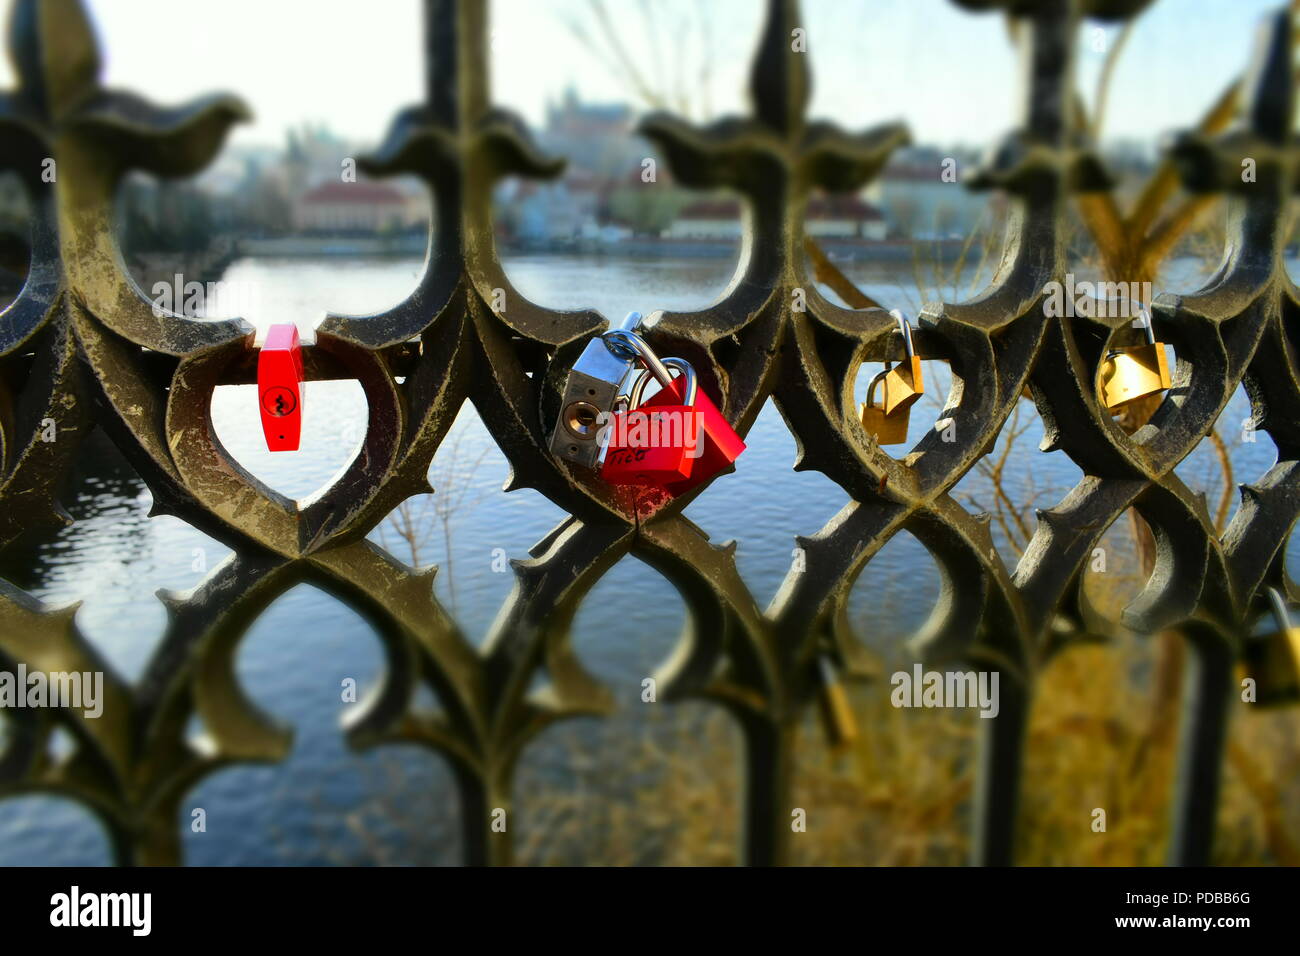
[[233, 234, 971, 263]]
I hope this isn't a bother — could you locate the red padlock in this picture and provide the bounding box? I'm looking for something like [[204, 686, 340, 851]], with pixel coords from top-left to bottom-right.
[[599, 332, 745, 498], [257, 323, 304, 452], [602, 358, 700, 486]]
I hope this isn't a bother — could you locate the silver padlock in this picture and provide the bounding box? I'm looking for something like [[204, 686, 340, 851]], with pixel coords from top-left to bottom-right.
[[550, 311, 644, 469]]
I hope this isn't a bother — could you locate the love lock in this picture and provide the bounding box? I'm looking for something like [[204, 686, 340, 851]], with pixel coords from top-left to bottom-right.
[[602, 356, 699, 486], [258, 323, 304, 452], [814, 653, 858, 754], [1242, 587, 1300, 706], [860, 309, 923, 445], [598, 325, 745, 498], [1099, 307, 1171, 411], [550, 311, 645, 469]]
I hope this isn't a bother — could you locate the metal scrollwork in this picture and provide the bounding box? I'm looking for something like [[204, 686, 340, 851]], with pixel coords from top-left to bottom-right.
[[0, 0, 1296, 866]]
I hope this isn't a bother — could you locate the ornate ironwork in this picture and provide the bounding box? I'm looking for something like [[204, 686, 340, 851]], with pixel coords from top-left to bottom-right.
[[0, 0, 1296, 866]]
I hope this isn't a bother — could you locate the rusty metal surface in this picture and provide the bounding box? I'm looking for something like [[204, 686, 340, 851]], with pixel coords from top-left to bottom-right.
[[0, 0, 1295, 866]]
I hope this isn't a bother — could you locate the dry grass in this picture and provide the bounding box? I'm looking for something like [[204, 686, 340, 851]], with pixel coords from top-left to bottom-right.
[[352, 474, 1300, 866], [486, 629, 1298, 866], [496, 527, 1297, 866]]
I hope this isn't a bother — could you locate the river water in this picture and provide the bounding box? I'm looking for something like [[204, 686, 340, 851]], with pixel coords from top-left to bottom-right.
[[0, 252, 1288, 864]]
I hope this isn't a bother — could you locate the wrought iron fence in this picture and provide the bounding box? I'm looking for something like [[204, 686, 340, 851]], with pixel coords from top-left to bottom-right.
[[0, 0, 1296, 865]]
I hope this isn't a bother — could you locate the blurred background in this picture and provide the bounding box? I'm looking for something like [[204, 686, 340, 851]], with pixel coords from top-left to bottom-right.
[[0, 0, 1297, 865]]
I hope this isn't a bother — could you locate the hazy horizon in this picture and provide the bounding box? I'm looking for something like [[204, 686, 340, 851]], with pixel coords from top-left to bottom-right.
[[0, 0, 1283, 153]]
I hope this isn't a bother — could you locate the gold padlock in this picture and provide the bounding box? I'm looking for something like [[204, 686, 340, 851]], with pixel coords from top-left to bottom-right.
[[815, 653, 858, 753], [1242, 588, 1300, 707], [1099, 307, 1171, 411], [860, 310, 923, 445]]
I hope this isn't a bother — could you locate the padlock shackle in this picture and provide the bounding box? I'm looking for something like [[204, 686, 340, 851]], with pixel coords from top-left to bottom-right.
[[603, 328, 677, 392], [866, 368, 890, 409], [622, 368, 646, 410], [1267, 586, 1292, 631], [890, 309, 915, 361], [596, 315, 644, 373], [816, 652, 840, 686], [627, 356, 698, 410], [1105, 306, 1159, 361], [1138, 306, 1157, 346]]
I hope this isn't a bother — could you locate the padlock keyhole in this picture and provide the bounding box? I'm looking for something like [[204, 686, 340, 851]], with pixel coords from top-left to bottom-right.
[[564, 400, 601, 439]]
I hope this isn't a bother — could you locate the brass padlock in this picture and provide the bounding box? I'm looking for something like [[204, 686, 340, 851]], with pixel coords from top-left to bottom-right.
[[860, 310, 923, 445], [1099, 307, 1171, 411], [815, 654, 858, 753], [1242, 588, 1300, 707]]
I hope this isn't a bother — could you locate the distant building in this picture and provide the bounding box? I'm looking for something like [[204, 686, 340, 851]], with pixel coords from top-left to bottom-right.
[[664, 196, 886, 240], [541, 87, 639, 181], [193, 125, 430, 238], [293, 181, 425, 233], [664, 199, 743, 240], [545, 87, 633, 140], [283, 124, 351, 200], [507, 180, 595, 244], [868, 147, 995, 239], [806, 195, 887, 240]]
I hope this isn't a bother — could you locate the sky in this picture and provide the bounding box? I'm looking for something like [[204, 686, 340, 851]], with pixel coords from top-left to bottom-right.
[[0, 0, 1286, 150]]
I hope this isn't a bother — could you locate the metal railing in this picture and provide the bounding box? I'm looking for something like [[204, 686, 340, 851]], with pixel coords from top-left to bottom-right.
[[0, 0, 1296, 865]]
